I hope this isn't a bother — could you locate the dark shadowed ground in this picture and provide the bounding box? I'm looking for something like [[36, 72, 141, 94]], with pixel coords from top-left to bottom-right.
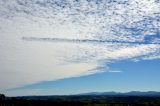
[[1, 95, 160, 106]]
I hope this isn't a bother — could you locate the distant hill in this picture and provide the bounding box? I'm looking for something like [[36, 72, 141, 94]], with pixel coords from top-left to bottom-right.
[[77, 91, 160, 96], [10, 91, 160, 99]]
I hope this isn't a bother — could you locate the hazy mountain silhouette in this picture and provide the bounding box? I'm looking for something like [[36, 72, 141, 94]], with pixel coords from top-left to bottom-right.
[[77, 91, 160, 96]]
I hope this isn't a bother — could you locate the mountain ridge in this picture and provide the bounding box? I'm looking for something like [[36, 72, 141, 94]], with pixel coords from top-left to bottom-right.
[[76, 91, 160, 96]]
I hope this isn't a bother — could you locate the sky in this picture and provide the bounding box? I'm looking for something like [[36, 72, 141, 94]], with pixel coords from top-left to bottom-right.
[[0, 0, 160, 96]]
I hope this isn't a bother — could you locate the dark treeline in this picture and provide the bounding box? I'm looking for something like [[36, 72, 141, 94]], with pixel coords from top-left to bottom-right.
[[1, 94, 160, 106]]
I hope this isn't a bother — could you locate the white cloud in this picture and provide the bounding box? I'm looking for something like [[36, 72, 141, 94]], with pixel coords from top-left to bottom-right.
[[108, 70, 122, 73], [0, 0, 160, 92]]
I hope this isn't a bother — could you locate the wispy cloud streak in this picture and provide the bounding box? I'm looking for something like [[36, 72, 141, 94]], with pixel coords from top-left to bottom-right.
[[22, 37, 160, 45]]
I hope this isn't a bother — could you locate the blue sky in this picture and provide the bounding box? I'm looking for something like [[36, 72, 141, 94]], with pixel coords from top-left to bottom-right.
[[0, 0, 160, 96]]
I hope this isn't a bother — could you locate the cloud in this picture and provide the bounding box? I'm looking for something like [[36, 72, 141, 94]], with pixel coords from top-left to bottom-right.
[[22, 37, 160, 44], [108, 70, 122, 73], [0, 0, 160, 92]]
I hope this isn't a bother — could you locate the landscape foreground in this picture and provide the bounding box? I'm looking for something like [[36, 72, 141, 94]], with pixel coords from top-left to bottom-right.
[[1, 92, 160, 106]]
